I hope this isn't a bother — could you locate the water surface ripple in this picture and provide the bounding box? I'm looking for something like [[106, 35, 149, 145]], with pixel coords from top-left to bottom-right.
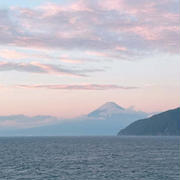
[[0, 136, 179, 180]]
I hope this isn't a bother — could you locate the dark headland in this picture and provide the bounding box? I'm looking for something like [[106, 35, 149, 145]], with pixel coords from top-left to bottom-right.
[[118, 107, 180, 136]]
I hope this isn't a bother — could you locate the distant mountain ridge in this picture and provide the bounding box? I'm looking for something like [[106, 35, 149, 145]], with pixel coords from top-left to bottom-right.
[[0, 102, 148, 136], [0, 115, 58, 129], [118, 107, 180, 136]]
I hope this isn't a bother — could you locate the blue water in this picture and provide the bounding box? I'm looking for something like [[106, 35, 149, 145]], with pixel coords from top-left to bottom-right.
[[0, 136, 179, 180]]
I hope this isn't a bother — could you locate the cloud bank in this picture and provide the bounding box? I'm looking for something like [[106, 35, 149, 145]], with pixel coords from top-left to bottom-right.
[[0, 0, 179, 58], [0, 62, 102, 76], [16, 84, 138, 90]]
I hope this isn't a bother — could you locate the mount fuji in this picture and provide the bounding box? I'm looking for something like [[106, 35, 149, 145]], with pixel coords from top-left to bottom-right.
[[85, 102, 148, 131], [0, 102, 148, 136], [88, 102, 125, 118]]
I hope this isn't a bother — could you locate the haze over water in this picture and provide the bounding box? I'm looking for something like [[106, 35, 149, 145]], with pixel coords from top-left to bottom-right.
[[0, 136, 179, 180]]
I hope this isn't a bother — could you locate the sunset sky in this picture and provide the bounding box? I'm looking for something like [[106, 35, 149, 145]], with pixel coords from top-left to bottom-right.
[[0, 0, 179, 118]]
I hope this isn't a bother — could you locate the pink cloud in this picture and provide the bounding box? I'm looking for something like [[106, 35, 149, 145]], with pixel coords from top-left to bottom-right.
[[0, 62, 101, 76], [86, 51, 108, 57], [69, 0, 92, 12], [99, 0, 125, 11], [130, 26, 159, 41], [60, 58, 83, 64], [39, 0, 92, 18], [0, 49, 28, 60], [16, 84, 138, 90], [116, 46, 127, 51], [0, 0, 179, 57]]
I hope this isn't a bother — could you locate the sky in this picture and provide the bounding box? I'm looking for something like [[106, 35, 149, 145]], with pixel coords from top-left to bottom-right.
[[0, 0, 180, 119]]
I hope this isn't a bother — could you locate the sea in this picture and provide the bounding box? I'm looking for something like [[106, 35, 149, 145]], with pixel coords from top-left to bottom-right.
[[0, 136, 179, 180]]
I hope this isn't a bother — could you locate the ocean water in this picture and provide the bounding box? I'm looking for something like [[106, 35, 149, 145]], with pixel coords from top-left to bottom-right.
[[0, 136, 179, 180]]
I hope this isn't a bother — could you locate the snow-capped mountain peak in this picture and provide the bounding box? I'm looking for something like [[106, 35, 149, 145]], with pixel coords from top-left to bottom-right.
[[88, 102, 124, 117], [98, 102, 124, 111]]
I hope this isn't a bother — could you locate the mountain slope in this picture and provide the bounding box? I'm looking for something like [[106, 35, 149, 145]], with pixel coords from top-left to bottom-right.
[[118, 108, 180, 136]]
